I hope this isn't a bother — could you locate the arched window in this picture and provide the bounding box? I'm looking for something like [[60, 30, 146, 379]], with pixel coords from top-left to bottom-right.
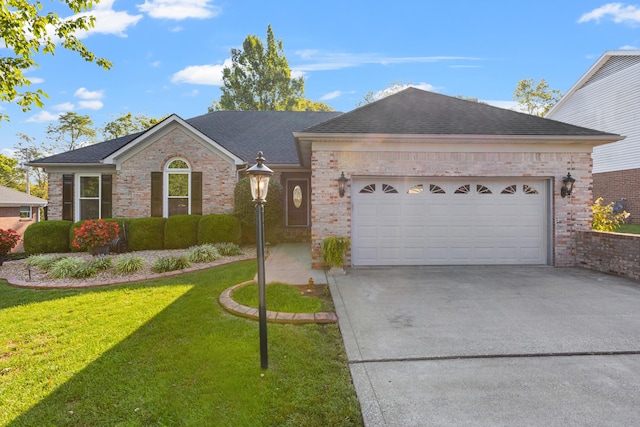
[[165, 158, 191, 216]]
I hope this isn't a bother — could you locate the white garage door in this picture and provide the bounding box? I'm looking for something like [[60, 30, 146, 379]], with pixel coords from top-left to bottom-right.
[[352, 177, 549, 265]]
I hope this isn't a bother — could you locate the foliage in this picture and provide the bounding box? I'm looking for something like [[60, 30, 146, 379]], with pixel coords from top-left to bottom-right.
[[232, 282, 323, 313], [88, 255, 112, 271], [72, 219, 120, 250], [514, 78, 563, 117], [291, 98, 334, 111], [25, 254, 64, 271], [186, 244, 221, 263], [0, 261, 361, 426], [592, 197, 630, 232], [101, 112, 163, 139], [46, 112, 96, 151], [114, 255, 145, 274], [234, 177, 284, 229], [0, 154, 22, 188], [48, 257, 93, 279], [322, 237, 351, 268], [13, 134, 49, 198], [23, 220, 72, 254], [164, 214, 201, 249], [127, 217, 166, 251], [151, 255, 191, 273], [356, 80, 412, 106], [215, 242, 244, 256], [212, 25, 305, 111], [0, 228, 21, 255], [0, 0, 111, 121], [197, 214, 241, 245]]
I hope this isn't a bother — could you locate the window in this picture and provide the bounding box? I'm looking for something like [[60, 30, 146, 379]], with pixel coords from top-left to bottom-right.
[[454, 184, 470, 194], [359, 184, 376, 194], [501, 185, 517, 194], [523, 185, 539, 195], [429, 184, 446, 194], [382, 184, 398, 194], [476, 184, 492, 194], [407, 184, 424, 194], [78, 175, 101, 220], [165, 158, 191, 216], [19, 206, 31, 219]]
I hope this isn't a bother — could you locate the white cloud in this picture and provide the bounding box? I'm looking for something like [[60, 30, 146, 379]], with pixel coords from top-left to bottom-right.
[[75, 87, 104, 100], [72, 0, 143, 38], [137, 0, 221, 20], [1, 148, 16, 157], [293, 50, 482, 72], [28, 77, 44, 84], [52, 102, 75, 111], [150, 60, 162, 67], [320, 90, 346, 101], [171, 59, 231, 85], [620, 44, 640, 49], [78, 100, 104, 110], [578, 3, 640, 24], [483, 100, 519, 110], [26, 111, 60, 123]]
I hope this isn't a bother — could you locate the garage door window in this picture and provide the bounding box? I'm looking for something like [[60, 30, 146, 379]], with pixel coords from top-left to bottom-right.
[[360, 184, 376, 193], [430, 184, 445, 194], [523, 185, 539, 194]]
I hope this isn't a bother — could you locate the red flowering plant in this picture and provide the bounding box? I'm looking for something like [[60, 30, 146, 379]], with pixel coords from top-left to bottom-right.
[[0, 228, 21, 255], [72, 219, 120, 250]]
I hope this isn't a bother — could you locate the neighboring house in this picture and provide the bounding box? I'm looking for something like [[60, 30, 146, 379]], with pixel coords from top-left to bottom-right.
[[30, 88, 620, 267], [0, 185, 48, 253], [546, 50, 640, 223]]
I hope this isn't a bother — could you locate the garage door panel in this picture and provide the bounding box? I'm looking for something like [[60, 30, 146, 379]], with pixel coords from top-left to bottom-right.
[[352, 177, 548, 266]]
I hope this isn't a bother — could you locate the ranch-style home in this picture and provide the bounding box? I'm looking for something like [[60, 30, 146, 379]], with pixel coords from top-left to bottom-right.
[[29, 88, 621, 268]]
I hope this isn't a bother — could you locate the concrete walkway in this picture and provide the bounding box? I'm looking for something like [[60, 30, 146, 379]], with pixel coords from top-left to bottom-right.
[[259, 243, 327, 285]]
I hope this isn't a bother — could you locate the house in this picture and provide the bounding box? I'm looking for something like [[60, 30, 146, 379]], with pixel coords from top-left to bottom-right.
[[30, 88, 621, 267], [0, 185, 48, 252], [546, 50, 640, 223]]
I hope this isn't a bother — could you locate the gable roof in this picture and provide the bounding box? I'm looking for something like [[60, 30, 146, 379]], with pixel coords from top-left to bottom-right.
[[547, 50, 640, 117], [29, 111, 342, 167], [0, 186, 48, 207], [302, 87, 620, 137]]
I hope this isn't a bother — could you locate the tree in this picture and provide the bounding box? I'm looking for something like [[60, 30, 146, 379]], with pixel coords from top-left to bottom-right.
[[0, 1, 112, 121], [14, 133, 49, 198], [101, 112, 163, 139], [212, 25, 305, 111], [291, 99, 334, 112], [356, 81, 411, 107], [513, 78, 563, 117], [46, 112, 96, 152], [0, 154, 22, 189]]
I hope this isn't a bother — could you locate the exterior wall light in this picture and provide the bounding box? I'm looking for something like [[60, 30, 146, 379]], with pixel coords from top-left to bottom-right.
[[561, 172, 575, 198], [338, 172, 348, 198], [246, 151, 273, 370]]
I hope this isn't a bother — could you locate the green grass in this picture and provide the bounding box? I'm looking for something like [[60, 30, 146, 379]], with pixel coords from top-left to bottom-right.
[[617, 224, 640, 234], [0, 261, 362, 426], [233, 282, 324, 313]]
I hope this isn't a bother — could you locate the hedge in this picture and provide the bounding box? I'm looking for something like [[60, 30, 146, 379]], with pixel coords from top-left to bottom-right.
[[164, 214, 201, 249], [127, 217, 166, 251], [23, 220, 73, 254], [197, 214, 241, 245]]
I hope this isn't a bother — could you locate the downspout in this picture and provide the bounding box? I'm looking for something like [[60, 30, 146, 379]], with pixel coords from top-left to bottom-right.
[[236, 162, 249, 182]]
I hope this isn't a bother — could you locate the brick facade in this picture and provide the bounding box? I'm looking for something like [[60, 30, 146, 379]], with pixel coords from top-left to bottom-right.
[[576, 231, 640, 281], [310, 142, 594, 268], [593, 168, 640, 224]]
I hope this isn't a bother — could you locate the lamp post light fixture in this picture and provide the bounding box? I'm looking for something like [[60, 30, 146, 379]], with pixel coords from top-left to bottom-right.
[[246, 151, 273, 370], [561, 172, 576, 198], [338, 171, 348, 198]]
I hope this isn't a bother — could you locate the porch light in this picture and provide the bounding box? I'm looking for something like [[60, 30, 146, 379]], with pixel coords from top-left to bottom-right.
[[561, 172, 575, 198], [246, 151, 273, 370], [338, 172, 348, 198]]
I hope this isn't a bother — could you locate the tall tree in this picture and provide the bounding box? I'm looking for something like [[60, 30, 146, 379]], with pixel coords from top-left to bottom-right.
[[513, 78, 563, 117], [0, 154, 22, 189], [14, 133, 49, 198], [0, 1, 112, 121], [212, 25, 305, 111], [101, 112, 163, 139], [46, 112, 96, 152]]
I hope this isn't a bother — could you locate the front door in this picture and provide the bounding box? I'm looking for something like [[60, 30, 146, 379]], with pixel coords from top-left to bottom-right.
[[286, 179, 309, 227]]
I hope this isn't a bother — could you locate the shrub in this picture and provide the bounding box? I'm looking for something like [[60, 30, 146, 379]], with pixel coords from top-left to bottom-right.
[[87, 256, 112, 271], [25, 254, 65, 271], [49, 257, 90, 279], [215, 242, 244, 256], [322, 237, 351, 268], [72, 219, 120, 251], [151, 255, 191, 273], [592, 197, 630, 232], [127, 217, 166, 251], [234, 176, 284, 229], [0, 228, 21, 255], [187, 244, 221, 263], [197, 214, 241, 245], [69, 218, 128, 253], [164, 214, 201, 249], [23, 221, 73, 254], [114, 255, 145, 274]]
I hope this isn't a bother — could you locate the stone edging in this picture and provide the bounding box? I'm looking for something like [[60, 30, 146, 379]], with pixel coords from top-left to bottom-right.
[[219, 280, 338, 324]]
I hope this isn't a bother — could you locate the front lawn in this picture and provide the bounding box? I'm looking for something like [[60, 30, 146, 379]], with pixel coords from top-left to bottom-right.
[[617, 224, 640, 234], [0, 260, 362, 426]]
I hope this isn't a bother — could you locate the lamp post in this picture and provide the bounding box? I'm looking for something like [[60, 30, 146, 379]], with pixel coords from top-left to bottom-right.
[[246, 151, 273, 369]]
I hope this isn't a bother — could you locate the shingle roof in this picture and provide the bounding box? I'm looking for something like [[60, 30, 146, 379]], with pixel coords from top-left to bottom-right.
[[0, 185, 48, 207], [302, 87, 619, 137], [30, 111, 342, 166]]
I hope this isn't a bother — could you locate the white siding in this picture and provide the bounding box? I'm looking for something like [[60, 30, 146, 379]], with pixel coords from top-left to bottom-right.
[[549, 60, 640, 173]]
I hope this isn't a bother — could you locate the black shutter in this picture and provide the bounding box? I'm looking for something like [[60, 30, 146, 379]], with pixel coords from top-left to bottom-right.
[[191, 172, 202, 215], [151, 172, 163, 217], [62, 174, 74, 221], [101, 174, 112, 218]]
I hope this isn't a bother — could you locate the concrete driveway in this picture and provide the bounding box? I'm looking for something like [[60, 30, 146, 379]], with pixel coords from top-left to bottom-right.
[[328, 266, 640, 426]]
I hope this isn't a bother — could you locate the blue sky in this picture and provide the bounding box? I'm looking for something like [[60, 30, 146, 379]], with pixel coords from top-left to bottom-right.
[[1, 0, 640, 156]]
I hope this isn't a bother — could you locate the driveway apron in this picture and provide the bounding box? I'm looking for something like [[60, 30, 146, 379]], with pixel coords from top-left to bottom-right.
[[329, 266, 640, 426]]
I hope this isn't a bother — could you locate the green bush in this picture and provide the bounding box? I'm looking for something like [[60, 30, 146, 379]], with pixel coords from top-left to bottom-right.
[[87, 256, 112, 271], [322, 237, 351, 268], [23, 221, 73, 254], [25, 254, 65, 271], [197, 214, 241, 245], [49, 257, 92, 279], [592, 197, 630, 232], [164, 214, 201, 249], [127, 217, 166, 251], [215, 242, 244, 256], [186, 244, 221, 263], [114, 255, 145, 274], [234, 177, 284, 238], [151, 255, 191, 273]]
